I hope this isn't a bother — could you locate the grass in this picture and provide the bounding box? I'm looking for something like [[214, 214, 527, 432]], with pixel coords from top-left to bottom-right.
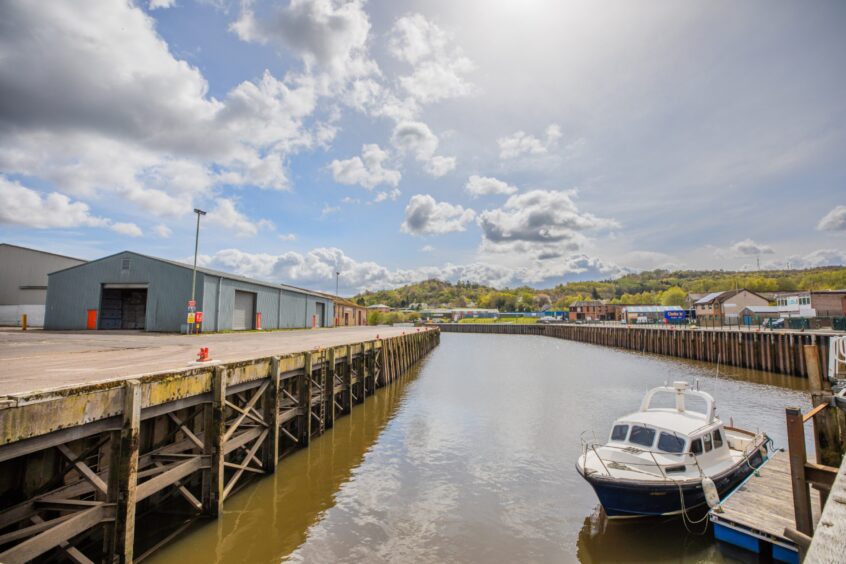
[[458, 317, 539, 324]]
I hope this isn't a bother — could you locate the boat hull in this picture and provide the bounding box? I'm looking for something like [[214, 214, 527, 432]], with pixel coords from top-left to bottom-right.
[[579, 448, 766, 518]]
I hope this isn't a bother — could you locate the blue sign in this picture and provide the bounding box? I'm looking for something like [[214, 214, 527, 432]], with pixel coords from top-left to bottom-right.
[[664, 310, 687, 321]]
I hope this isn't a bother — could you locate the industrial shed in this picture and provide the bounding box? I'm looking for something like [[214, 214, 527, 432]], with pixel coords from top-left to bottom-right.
[[44, 251, 334, 332]]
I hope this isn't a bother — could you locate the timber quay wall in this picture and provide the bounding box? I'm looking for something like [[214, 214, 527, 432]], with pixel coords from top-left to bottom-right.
[[0, 328, 439, 563], [440, 323, 832, 378]]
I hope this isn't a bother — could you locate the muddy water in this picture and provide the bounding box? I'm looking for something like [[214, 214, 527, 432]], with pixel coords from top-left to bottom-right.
[[149, 333, 810, 564]]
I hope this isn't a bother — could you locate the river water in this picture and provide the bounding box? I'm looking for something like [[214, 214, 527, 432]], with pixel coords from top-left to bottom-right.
[[149, 333, 810, 563]]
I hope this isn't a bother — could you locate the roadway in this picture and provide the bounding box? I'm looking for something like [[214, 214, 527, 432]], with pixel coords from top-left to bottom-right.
[[0, 326, 416, 396]]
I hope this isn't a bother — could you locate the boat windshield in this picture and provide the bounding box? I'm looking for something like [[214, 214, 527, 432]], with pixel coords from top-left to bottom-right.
[[657, 432, 686, 454], [610, 424, 628, 441], [629, 425, 655, 447]]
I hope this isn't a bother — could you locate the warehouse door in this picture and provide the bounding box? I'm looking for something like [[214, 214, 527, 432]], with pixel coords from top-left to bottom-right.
[[99, 287, 147, 330], [315, 302, 325, 327], [233, 291, 256, 330]]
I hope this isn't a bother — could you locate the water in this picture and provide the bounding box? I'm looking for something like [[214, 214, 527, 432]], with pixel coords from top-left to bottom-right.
[[149, 333, 810, 563]]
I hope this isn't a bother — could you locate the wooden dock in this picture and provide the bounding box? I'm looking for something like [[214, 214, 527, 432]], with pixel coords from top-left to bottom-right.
[[439, 322, 837, 378], [0, 328, 440, 563], [710, 451, 821, 563]]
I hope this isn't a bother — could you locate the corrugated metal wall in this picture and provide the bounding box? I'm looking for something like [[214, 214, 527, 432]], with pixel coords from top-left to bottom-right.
[[45, 252, 193, 331], [45, 252, 335, 332]]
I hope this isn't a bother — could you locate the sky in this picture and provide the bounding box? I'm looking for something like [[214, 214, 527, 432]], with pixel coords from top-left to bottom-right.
[[1, 0, 845, 294]]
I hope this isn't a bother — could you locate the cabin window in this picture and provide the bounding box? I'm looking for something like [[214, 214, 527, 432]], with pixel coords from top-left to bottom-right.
[[657, 432, 686, 454], [713, 430, 723, 448], [690, 438, 703, 455], [611, 425, 629, 441], [703, 434, 713, 452], [629, 426, 656, 447]]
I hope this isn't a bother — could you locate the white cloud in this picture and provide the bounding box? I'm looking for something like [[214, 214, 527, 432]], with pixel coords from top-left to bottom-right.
[[153, 224, 173, 238], [401, 194, 476, 236], [389, 14, 475, 104], [477, 190, 617, 257], [0, 1, 327, 222], [0, 175, 109, 229], [148, 0, 176, 9], [465, 175, 518, 197], [818, 205, 846, 232], [420, 245, 434, 252], [198, 246, 623, 293], [373, 188, 401, 203], [206, 198, 274, 237], [111, 222, 143, 237], [728, 238, 775, 256], [278, 233, 297, 241], [391, 121, 456, 177], [498, 124, 562, 159], [766, 249, 846, 270], [329, 144, 401, 189], [230, 0, 375, 84], [321, 203, 340, 216]]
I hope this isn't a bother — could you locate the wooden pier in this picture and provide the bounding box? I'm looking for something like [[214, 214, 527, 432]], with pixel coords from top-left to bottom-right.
[[710, 451, 821, 563], [439, 323, 836, 378], [0, 328, 439, 563]]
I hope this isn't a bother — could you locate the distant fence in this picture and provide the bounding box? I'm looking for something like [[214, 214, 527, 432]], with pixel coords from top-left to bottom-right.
[[438, 323, 833, 378]]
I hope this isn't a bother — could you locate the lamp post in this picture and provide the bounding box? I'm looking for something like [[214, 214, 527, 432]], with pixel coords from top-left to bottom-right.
[[335, 271, 340, 296], [190, 208, 206, 334]]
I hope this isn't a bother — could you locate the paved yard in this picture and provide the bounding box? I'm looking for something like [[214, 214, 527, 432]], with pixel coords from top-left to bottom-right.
[[0, 326, 418, 396]]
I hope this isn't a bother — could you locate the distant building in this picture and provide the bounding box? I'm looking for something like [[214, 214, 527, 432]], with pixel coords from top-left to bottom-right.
[[694, 290, 768, 324], [366, 304, 393, 313], [740, 305, 782, 325], [45, 250, 334, 332], [449, 307, 498, 321], [622, 305, 683, 323], [776, 291, 846, 318], [568, 300, 614, 321], [0, 244, 86, 326], [327, 295, 367, 326]]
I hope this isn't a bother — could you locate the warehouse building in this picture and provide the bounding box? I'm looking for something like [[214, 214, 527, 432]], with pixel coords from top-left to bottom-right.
[[0, 243, 86, 326], [44, 251, 334, 332]]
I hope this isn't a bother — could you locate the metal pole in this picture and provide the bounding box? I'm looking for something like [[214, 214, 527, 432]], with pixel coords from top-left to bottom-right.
[[336, 271, 340, 296], [190, 208, 206, 334]]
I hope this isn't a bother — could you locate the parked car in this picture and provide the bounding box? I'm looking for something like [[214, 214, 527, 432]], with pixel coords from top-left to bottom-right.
[[762, 318, 785, 329]]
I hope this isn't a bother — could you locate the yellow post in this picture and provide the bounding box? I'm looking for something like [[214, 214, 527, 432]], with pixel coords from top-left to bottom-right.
[[21, 314, 27, 331]]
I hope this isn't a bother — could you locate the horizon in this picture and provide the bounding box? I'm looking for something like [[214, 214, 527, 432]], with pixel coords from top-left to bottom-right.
[[1, 1, 845, 294]]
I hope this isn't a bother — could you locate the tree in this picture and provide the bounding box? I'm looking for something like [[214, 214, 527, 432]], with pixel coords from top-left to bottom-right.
[[660, 286, 687, 307]]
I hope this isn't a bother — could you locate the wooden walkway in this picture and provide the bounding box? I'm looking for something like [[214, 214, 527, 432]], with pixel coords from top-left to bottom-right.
[[711, 451, 821, 561], [806, 450, 846, 562]]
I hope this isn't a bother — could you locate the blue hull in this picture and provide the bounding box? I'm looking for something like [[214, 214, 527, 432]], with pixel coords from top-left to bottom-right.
[[580, 449, 766, 518]]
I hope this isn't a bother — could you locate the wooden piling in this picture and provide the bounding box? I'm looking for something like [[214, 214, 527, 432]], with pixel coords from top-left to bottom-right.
[[261, 356, 280, 474], [203, 366, 226, 517]]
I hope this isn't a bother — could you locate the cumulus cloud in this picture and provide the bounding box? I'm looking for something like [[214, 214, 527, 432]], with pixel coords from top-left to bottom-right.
[[206, 198, 274, 237], [329, 144, 401, 189], [230, 0, 374, 82], [498, 124, 562, 159], [477, 190, 618, 257], [373, 188, 401, 203], [0, 175, 109, 229], [111, 222, 143, 237], [0, 1, 330, 224], [401, 194, 476, 236], [766, 249, 846, 270], [817, 205, 846, 232], [391, 121, 456, 177], [148, 0, 176, 9], [388, 14, 475, 105], [198, 246, 623, 293], [729, 238, 775, 256], [465, 175, 518, 197], [154, 224, 173, 238]]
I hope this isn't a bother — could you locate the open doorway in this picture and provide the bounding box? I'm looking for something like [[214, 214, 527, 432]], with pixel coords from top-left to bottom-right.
[[99, 286, 148, 329]]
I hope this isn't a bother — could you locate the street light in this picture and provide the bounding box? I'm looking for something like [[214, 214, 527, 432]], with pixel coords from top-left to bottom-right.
[[190, 208, 206, 334], [335, 271, 340, 296]]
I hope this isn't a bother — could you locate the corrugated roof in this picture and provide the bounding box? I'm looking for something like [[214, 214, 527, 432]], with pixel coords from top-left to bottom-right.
[[695, 291, 726, 305], [743, 306, 781, 313]]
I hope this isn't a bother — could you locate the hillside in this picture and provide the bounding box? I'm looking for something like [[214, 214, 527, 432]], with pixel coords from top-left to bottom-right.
[[353, 266, 846, 311]]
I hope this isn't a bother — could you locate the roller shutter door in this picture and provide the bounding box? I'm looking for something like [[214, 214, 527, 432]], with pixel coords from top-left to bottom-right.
[[315, 302, 325, 327], [233, 291, 255, 330]]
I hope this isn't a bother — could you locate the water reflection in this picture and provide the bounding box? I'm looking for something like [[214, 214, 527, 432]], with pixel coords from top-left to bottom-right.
[[150, 333, 811, 564]]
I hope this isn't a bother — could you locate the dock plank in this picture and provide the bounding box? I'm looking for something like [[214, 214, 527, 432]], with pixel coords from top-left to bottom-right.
[[712, 451, 821, 544], [805, 454, 846, 563]]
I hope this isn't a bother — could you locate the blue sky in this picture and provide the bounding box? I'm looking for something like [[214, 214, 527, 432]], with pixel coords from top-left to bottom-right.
[[1, 0, 845, 293]]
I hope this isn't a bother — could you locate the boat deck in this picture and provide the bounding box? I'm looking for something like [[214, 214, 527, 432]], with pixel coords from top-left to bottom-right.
[[710, 450, 821, 563]]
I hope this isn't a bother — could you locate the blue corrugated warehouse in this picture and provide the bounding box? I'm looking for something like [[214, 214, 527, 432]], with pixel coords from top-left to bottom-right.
[[44, 251, 334, 332]]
